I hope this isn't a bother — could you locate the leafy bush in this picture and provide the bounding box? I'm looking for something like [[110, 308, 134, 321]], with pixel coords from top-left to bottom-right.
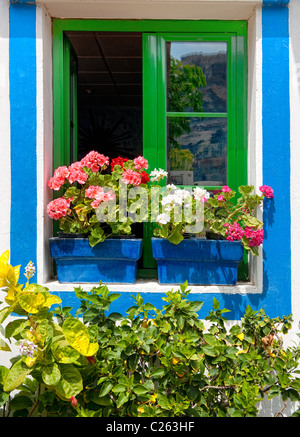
[[0, 251, 299, 417]]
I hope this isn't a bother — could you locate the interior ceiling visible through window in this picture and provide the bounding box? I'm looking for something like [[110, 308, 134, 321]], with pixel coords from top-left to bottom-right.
[[66, 31, 143, 108]]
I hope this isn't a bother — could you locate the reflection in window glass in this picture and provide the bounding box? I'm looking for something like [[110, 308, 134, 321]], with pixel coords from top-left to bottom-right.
[[167, 117, 227, 186], [167, 41, 227, 113]]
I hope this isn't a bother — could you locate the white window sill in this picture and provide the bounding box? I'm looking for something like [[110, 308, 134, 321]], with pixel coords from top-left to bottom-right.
[[43, 279, 262, 295]]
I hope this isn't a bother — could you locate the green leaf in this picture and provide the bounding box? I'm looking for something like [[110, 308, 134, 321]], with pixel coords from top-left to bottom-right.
[[203, 334, 217, 346], [3, 359, 31, 392], [202, 345, 218, 357], [238, 185, 254, 196], [0, 306, 14, 324], [151, 368, 166, 379], [133, 385, 149, 396], [42, 362, 61, 386], [112, 384, 127, 394], [168, 228, 184, 245], [0, 338, 11, 351], [10, 395, 33, 411], [63, 316, 99, 356], [117, 393, 129, 409], [189, 301, 204, 313], [93, 395, 112, 406], [55, 364, 83, 399], [99, 381, 113, 397], [212, 297, 220, 310], [5, 319, 30, 339]]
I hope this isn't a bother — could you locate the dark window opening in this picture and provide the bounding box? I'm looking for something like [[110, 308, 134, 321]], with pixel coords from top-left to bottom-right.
[[66, 31, 143, 161]]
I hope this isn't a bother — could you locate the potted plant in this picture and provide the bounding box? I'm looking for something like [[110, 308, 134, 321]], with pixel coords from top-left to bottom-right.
[[150, 169, 274, 285], [47, 151, 150, 284]]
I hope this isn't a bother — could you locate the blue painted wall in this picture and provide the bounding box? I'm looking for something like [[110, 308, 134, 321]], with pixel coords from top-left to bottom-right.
[[9, 2, 37, 271], [261, 2, 291, 317], [8, 1, 292, 321]]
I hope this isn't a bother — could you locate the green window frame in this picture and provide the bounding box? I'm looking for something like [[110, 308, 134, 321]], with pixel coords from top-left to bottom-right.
[[52, 19, 248, 280]]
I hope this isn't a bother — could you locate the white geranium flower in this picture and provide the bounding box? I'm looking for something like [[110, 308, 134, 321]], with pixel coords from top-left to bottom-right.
[[166, 184, 177, 192], [150, 168, 168, 182], [156, 213, 170, 225], [193, 187, 210, 202]]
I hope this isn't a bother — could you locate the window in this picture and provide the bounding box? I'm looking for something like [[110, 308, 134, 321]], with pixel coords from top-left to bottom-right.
[[53, 20, 248, 280]]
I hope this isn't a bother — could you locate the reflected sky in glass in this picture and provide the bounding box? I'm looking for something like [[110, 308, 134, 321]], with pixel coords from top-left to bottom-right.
[[167, 117, 227, 186], [167, 41, 227, 113]]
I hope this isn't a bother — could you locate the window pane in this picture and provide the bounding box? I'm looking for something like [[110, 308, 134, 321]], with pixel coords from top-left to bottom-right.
[[167, 41, 227, 113], [167, 117, 227, 186]]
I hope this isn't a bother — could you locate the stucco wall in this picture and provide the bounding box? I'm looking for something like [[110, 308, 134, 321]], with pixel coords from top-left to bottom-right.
[[0, 0, 299, 415]]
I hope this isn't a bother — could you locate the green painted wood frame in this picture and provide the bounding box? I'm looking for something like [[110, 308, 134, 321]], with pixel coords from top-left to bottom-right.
[[52, 19, 248, 279]]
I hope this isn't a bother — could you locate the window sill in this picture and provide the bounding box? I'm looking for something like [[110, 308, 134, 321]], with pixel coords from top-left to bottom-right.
[[43, 279, 262, 295]]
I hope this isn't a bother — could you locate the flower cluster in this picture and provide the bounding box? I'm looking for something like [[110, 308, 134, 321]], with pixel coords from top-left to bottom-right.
[[205, 183, 274, 254], [110, 156, 128, 171], [224, 222, 245, 242], [244, 227, 264, 247], [47, 151, 150, 246], [24, 261, 35, 281], [81, 150, 109, 172], [224, 223, 264, 247], [18, 339, 37, 358], [193, 187, 210, 203], [259, 185, 274, 199], [149, 168, 274, 255], [47, 197, 72, 221], [48, 151, 109, 191], [122, 168, 143, 186], [150, 168, 168, 182], [85, 186, 115, 209], [161, 186, 192, 212]]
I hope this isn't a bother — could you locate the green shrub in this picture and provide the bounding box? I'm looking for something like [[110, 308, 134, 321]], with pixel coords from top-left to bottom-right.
[[0, 251, 299, 417]]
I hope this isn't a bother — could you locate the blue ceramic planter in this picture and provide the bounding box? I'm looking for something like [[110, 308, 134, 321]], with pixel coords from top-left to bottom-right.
[[151, 238, 244, 285], [49, 237, 143, 283]]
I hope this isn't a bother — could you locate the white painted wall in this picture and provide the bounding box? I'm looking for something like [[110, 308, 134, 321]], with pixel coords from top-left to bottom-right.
[[38, 0, 260, 19], [289, 0, 300, 343], [36, 5, 54, 285]]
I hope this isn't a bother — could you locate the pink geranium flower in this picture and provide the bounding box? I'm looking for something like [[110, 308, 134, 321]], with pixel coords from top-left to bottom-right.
[[47, 197, 71, 220], [54, 166, 70, 180], [133, 156, 148, 170], [221, 185, 232, 193], [48, 176, 64, 191], [48, 166, 70, 191], [81, 150, 109, 172], [225, 223, 245, 242], [67, 162, 88, 184], [244, 226, 264, 247], [259, 185, 274, 199], [122, 169, 142, 186], [85, 185, 115, 209]]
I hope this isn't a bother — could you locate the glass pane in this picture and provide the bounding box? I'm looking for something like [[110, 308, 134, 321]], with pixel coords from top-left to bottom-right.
[[167, 117, 227, 186], [167, 41, 227, 113]]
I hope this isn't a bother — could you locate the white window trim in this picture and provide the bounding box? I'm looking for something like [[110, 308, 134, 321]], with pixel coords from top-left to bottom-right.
[[36, 3, 263, 295]]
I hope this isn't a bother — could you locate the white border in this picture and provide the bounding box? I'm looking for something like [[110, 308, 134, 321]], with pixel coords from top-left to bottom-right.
[[289, 0, 300, 337], [35, 2, 264, 295], [0, 0, 11, 257]]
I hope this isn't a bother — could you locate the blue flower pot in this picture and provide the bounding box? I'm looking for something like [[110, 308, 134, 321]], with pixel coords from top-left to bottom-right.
[[151, 238, 244, 285], [49, 237, 143, 283]]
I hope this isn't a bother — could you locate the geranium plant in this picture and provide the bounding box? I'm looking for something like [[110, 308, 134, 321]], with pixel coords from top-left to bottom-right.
[[47, 151, 150, 247], [150, 168, 274, 255], [204, 184, 274, 255]]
